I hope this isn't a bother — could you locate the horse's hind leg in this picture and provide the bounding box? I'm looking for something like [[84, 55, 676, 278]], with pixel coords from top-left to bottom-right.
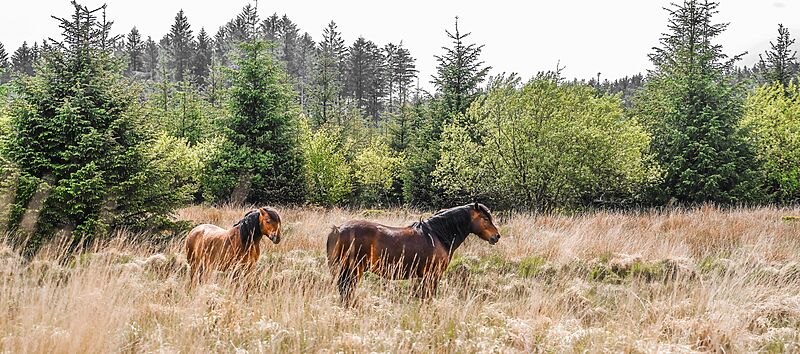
[[337, 264, 363, 307]]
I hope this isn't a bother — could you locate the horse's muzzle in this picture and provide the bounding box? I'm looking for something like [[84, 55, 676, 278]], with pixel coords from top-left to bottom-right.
[[269, 233, 281, 244], [489, 234, 500, 245]]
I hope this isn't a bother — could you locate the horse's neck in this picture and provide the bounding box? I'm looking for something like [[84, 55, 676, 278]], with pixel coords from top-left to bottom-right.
[[423, 221, 469, 257], [232, 226, 261, 252]]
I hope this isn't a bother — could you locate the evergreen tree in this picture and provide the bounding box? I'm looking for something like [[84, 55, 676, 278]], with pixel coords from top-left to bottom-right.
[[346, 37, 385, 122], [11, 42, 36, 75], [296, 33, 316, 108], [759, 24, 798, 88], [311, 21, 346, 125], [635, 0, 759, 204], [432, 17, 491, 116], [7, 2, 190, 250], [192, 28, 212, 88], [404, 18, 488, 207], [260, 13, 282, 58], [203, 38, 306, 204], [143, 36, 158, 78], [279, 15, 300, 79], [165, 10, 195, 82], [0, 42, 9, 83], [390, 42, 417, 107], [125, 27, 144, 73]]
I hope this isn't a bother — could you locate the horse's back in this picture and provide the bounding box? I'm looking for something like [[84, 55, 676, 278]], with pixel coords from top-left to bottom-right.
[[186, 224, 227, 263], [326, 220, 425, 261]]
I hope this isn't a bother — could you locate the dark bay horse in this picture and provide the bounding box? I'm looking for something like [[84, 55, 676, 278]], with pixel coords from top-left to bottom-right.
[[326, 203, 501, 304], [186, 207, 282, 285]]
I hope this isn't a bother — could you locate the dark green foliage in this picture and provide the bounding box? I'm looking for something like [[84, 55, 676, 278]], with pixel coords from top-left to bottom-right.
[[5, 2, 190, 250], [11, 41, 36, 76], [143, 36, 158, 78], [165, 10, 194, 83], [311, 21, 346, 126], [635, 0, 760, 204], [202, 39, 306, 204], [125, 27, 144, 73], [0, 42, 9, 83], [403, 19, 489, 207], [432, 17, 491, 116], [346, 37, 385, 123], [759, 24, 798, 88], [192, 28, 212, 88]]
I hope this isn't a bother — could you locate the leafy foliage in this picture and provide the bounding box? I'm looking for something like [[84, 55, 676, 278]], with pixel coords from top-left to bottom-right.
[[435, 74, 654, 210], [300, 122, 352, 206], [742, 82, 800, 203], [353, 138, 404, 206]]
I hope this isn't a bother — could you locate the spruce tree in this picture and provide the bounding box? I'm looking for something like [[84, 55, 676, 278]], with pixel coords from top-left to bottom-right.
[[192, 28, 212, 88], [203, 35, 306, 204], [759, 24, 798, 88], [404, 18, 488, 207], [296, 33, 316, 109], [143, 36, 158, 78], [125, 27, 144, 73], [11, 42, 36, 75], [432, 17, 491, 116], [279, 15, 300, 79], [311, 21, 346, 125], [0, 42, 9, 83], [166, 10, 194, 82], [346, 37, 385, 122], [7, 2, 189, 250], [635, 0, 759, 204]]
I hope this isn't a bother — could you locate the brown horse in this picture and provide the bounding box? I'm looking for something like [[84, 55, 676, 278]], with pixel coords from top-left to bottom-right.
[[186, 207, 282, 285], [326, 203, 500, 304]]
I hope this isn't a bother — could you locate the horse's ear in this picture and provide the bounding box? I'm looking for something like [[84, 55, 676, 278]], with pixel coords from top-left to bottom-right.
[[473, 202, 480, 210], [259, 208, 270, 221]]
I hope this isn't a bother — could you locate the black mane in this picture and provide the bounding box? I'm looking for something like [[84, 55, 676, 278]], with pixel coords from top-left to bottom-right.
[[234, 209, 262, 247], [416, 204, 475, 254]]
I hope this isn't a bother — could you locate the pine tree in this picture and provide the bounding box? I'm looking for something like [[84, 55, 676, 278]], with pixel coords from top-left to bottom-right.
[[7, 2, 189, 250], [165, 10, 195, 82], [635, 0, 759, 204], [11, 41, 36, 75], [759, 24, 798, 88], [203, 38, 306, 204], [192, 28, 212, 88], [125, 27, 144, 73], [432, 17, 491, 116]]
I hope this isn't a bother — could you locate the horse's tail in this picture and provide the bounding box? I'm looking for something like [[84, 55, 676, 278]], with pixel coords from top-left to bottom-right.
[[326, 225, 340, 270]]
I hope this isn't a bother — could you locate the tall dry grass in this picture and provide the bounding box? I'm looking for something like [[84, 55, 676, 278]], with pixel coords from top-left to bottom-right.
[[1, 205, 800, 353]]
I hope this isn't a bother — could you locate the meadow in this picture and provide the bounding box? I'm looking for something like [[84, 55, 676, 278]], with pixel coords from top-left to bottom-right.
[[1, 205, 800, 353]]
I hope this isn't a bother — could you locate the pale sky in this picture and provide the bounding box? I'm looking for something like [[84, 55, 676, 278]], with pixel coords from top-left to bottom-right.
[[1, 0, 799, 88]]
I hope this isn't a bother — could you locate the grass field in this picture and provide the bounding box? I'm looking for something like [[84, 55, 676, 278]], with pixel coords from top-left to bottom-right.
[[1, 205, 800, 353]]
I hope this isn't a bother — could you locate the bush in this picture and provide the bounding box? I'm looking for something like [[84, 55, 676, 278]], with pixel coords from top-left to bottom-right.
[[301, 122, 352, 206], [353, 138, 405, 206], [742, 82, 800, 203], [434, 74, 654, 210]]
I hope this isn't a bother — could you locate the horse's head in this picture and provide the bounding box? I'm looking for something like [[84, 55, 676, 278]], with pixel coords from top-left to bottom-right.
[[258, 207, 282, 244], [468, 203, 501, 245]]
